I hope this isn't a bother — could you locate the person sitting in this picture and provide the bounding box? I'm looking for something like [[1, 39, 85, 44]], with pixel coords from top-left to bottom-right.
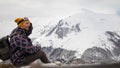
[[9, 17, 50, 67]]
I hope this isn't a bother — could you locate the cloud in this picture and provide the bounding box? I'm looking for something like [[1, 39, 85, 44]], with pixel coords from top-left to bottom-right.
[[0, 0, 82, 22], [1, 1, 76, 15], [78, 0, 120, 13], [0, 0, 120, 22], [116, 9, 120, 16]]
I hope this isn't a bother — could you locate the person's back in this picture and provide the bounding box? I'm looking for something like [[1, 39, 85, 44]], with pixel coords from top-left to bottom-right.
[[10, 17, 50, 66]]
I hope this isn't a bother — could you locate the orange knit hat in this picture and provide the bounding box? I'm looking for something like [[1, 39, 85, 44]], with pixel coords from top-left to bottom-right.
[[15, 18, 25, 27], [15, 17, 29, 27]]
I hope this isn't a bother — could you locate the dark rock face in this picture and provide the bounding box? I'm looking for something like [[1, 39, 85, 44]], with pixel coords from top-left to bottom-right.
[[105, 31, 120, 56], [81, 31, 120, 64], [81, 47, 114, 64], [41, 46, 76, 63], [46, 19, 81, 39]]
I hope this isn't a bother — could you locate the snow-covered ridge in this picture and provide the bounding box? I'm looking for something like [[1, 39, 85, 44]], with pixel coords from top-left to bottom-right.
[[32, 9, 120, 55]]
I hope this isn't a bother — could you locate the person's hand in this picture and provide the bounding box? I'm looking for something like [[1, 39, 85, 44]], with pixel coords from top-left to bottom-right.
[[36, 46, 41, 50]]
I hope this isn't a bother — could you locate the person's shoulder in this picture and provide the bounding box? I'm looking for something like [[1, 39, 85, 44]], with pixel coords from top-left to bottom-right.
[[11, 27, 23, 36], [11, 27, 19, 33], [10, 32, 23, 40]]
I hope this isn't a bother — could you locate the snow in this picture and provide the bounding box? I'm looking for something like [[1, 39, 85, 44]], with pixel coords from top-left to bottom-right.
[[31, 9, 120, 58], [29, 17, 62, 38]]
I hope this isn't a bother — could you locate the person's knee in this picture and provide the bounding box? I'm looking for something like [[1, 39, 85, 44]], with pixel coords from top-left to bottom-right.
[[38, 50, 46, 56]]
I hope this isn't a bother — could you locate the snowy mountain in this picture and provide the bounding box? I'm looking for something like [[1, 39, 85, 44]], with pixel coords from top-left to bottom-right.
[[30, 9, 120, 63]]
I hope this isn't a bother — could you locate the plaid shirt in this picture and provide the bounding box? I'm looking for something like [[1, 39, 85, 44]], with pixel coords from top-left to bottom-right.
[[10, 23, 41, 66]]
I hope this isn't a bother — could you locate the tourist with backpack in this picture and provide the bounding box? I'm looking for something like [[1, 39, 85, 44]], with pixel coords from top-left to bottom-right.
[[9, 17, 50, 66]]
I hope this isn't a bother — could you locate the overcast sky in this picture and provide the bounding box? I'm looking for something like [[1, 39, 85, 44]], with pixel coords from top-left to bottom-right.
[[0, 0, 120, 22], [0, 0, 120, 37]]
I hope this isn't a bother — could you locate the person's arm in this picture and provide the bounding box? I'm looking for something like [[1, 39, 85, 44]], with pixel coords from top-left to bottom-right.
[[13, 35, 41, 54]]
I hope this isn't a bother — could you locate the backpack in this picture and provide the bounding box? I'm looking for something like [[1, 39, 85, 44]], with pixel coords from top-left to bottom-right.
[[0, 32, 20, 61], [0, 35, 10, 61]]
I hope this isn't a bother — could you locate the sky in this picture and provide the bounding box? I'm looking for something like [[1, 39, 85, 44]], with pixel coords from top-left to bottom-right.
[[0, 0, 120, 37], [0, 0, 120, 22]]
